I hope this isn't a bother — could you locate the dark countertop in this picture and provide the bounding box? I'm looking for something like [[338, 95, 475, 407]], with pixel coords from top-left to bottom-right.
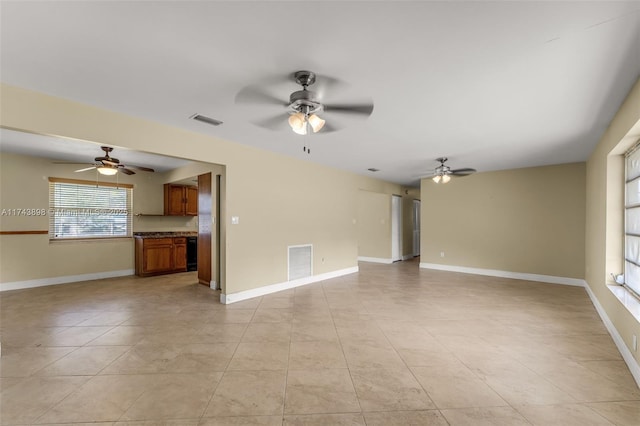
[[134, 232, 198, 238]]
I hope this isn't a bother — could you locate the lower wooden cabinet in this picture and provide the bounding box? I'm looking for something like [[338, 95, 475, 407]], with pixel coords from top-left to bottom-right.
[[135, 237, 188, 277], [173, 237, 187, 271]]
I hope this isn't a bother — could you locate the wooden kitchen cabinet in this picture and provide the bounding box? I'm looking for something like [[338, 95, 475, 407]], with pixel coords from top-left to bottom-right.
[[135, 236, 188, 277], [164, 184, 198, 216], [173, 237, 187, 272]]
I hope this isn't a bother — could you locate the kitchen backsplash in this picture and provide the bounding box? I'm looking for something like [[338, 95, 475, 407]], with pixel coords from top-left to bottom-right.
[[133, 215, 198, 233]]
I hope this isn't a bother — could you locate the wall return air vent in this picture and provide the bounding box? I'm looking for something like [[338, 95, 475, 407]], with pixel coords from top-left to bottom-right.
[[288, 244, 312, 281]]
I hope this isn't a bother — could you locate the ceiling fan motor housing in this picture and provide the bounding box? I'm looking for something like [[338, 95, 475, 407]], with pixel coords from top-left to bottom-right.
[[289, 90, 322, 115]]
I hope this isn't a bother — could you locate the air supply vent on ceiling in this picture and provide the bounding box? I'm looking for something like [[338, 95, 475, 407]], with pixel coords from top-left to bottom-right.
[[190, 113, 223, 126], [288, 244, 312, 281]]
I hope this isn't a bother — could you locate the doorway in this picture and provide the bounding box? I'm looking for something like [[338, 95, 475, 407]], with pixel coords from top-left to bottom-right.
[[412, 199, 421, 257], [391, 195, 402, 262]]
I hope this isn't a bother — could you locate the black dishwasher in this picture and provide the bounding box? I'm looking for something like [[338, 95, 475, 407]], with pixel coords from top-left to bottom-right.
[[186, 236, 198, 271]]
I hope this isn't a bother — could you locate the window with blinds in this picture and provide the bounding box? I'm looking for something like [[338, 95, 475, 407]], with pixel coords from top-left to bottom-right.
[[49, 178, 133, 240], [625, 144, 640, 297]]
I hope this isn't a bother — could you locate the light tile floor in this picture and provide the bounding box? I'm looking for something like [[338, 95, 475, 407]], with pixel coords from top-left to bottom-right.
[[1, 259, 639, 425]]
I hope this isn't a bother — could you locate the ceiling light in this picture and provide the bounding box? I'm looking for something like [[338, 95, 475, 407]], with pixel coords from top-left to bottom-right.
[[307, 114, 325, 133], [288, 110, 325, 135], [97, 165, 118, 176], [288, 112, 307, 135], [432, 175, 441, 183], [441, 174, 451, 183]]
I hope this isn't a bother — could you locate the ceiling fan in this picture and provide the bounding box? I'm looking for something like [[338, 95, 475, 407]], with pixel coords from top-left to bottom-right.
[[424, 157, 476, 184], [55, 146, 155, 176], [235, 70, 374, 140]]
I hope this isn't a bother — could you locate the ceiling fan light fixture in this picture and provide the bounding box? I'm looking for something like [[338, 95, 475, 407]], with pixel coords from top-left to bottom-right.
[[308, 113, 325, 133], [432, 175, 442, 183], [441, 174, 451, 183], [288, 112, 305, 130], [97, 165, 118, 176], [292, 124, 308, 135]]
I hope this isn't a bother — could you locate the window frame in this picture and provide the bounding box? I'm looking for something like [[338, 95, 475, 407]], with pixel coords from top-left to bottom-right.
[[624, 143, 640, 299], [48, 177, 133, 241]]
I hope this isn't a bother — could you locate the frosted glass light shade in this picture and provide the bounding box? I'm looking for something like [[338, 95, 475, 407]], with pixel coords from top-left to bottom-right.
[[308, 114, 325, 133], [442, 174, 451, 183], [288, 112, 306, 131], [292, 124, 307, 135], [432, 175, 441, 183], [98, 166, 118, 175]]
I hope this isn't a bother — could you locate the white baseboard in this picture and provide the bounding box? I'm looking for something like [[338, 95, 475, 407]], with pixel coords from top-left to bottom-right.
[[358, 256, 393, 264], [419, 263, 585, 287], [584, 282, 640, 388], [402, 254, 414, 261], [220, 266, 359, 304], [0, 269, 135, 292]]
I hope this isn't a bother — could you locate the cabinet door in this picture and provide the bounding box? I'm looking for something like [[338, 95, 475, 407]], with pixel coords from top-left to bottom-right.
[[165, 185, 185, 215], [143, 239, 174, 273], [185, 186, 198, 216], [173, 238, 187, 271]]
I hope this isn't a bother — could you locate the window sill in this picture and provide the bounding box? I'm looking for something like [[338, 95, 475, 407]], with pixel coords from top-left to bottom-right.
[[608, 284, 640, 323], [49, 237, 133, 244]]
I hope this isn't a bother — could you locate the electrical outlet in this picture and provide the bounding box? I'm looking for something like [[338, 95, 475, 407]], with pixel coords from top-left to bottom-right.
[[440, 251, 445, 258]]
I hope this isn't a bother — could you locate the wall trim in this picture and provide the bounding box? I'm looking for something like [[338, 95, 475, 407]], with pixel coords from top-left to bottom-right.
[[584, 282, 640, 388], [0, 269, 135, 292], [220, 266, 359, 304], [419, 263, 585, 287], [402, 254, 414, 261], [358, 256, 393, 264]]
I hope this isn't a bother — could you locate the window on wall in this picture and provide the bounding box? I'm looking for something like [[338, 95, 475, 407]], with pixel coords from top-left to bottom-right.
[[49, 178, 133, 240], [625, 143, 640, 297]]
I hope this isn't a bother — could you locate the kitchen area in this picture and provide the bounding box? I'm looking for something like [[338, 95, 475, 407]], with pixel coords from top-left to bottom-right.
[[134, 182, 198, 277]]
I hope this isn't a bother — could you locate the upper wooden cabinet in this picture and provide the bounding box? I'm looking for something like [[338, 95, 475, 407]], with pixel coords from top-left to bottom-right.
[[164, 184, 198, 216]]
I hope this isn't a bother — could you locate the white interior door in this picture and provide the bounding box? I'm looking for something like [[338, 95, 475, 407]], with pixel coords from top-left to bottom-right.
[[413, 199, 421, 257], [391, 195, 402, 262]]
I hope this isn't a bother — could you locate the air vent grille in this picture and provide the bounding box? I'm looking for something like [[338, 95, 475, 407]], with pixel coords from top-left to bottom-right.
[[288, 245, 312, 281], [190, 114, 223, 126]]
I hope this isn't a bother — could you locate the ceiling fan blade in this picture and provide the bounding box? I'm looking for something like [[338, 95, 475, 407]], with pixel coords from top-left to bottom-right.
[[53, 161, 92, 165], [119, 167, 135, 175], [235, 85, 288, 106], [251, 114, 288, 131], [127, 165, 155, 172], [323, 103, 374, 116], [75, 166, 97, 173], [101, 159, 120, 166], [319, 122, 340, 133], [450, 168, 477, 175], [314, 74, 349, 99]]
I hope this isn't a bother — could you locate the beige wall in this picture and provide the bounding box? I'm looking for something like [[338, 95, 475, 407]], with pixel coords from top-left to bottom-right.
[[0, 84, 405, 295], [585, 77, 640, 365], [420, 162, 586, 279], [357, 190, 392, 259]]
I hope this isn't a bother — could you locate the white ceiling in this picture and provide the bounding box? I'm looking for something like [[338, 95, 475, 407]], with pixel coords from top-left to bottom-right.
[[0, 128, 192, 173], [1, 1, 639, 186]]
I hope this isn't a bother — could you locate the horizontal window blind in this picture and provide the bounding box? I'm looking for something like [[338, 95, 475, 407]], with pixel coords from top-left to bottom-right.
[[49, 178, 133, 239], [625, 143, 640, 296]]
